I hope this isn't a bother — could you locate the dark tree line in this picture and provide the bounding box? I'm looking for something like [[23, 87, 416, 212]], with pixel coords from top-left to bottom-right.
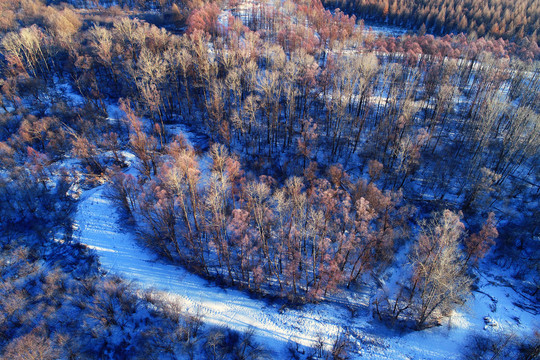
[[322, 0, 540, 44]]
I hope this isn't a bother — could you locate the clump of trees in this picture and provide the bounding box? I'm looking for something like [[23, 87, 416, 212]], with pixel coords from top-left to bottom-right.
[[109, 139, 413, 301], [374, 210, 498, 329]]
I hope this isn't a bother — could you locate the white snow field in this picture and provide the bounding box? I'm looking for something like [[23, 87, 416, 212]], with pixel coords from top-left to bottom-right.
[[74, 180, 538, 359]]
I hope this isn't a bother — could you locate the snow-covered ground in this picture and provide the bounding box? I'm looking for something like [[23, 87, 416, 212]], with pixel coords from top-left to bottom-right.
[[74, 163, 538, 359], [361, 21, 408, 37]]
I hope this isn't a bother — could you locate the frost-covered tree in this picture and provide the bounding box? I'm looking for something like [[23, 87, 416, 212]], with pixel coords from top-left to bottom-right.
[[375, 210, 474, 329], [409, 210, 473, 328]]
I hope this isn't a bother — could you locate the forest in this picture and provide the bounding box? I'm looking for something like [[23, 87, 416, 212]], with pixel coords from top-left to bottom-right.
[[0, 0, 539, 358], [322, 0, 540, 42]]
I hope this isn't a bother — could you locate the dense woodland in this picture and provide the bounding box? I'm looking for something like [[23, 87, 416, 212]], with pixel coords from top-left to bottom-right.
[[0, 0, 539, 356], [322, 0, 540, 43]]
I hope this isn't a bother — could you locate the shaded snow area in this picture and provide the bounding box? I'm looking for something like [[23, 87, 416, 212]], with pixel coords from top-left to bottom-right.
[[362, 22, 408, 37], [74, 182, 539, 359]]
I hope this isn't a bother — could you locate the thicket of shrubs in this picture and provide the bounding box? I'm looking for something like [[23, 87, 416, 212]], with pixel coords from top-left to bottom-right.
[[463, 331, 540, 360], [0, 239, 272, 359]]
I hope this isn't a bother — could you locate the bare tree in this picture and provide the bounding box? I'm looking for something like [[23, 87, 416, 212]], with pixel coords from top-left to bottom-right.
[[375, 210, 473, 329], [408, 210, 473, 328]]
